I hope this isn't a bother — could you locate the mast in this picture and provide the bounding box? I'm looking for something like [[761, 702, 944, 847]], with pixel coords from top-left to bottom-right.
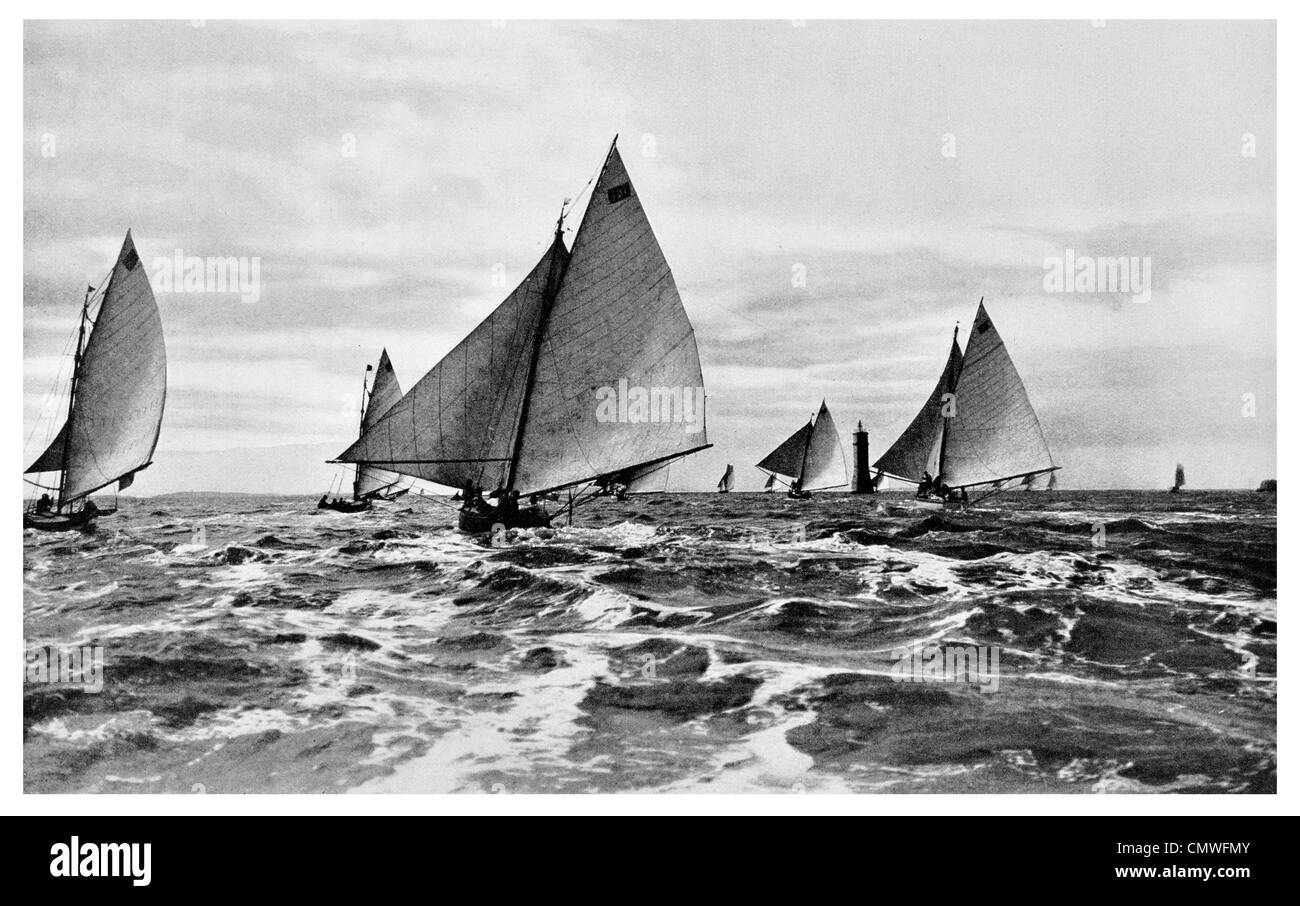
[[504, 202, 572, 493], [796, 410, 815, 486], [57, 285, 93, 511], [352, 363, 373, 499], [935, 317, 963, 483]]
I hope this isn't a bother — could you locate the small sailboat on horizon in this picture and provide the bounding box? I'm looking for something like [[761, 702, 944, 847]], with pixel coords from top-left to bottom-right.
[[873, 299, 1058, 509], [757, 401, 847, 499], [717, 464, 735, 493], [333, 137, 711, 532], [24, 232, 167, 531], [319, 350, 408, 513], [1169, 463, 1185, 494]]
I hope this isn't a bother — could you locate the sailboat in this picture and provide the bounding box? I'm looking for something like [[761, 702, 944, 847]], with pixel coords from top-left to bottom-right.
[[717, 464, 735, 493], [320, 350, 409, 512], [333, 138, 711, 532], [873, 299, 1057, 508], [24, 232, 167, 531], [1169, 463, 1185, 494], [763, 474, 776, 493], [756, 401, 847, 499]]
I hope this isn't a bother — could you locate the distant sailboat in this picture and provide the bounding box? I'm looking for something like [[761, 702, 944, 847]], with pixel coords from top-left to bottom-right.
[[757, 401, 847, 499], [717, 464, 735, 493], [320, 350, 408, 512], [24, 232, 167, 531], [1170, 463, 1185, 494], [334, 138, 711, 532], [763, 474, 776, 493], [874, 299, 1057, 506]]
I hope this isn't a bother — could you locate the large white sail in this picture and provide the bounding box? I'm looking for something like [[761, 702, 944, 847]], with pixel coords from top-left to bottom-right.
[[511, 143, 709, 493], [26, 232, 167, 504], [873, 337, 963, 483], [353, 349, 404, 499], [939, 301, 1055, 488], [801, 401, 848, 490], [338, 140, 710, 498], [335, 241, 564, 491]]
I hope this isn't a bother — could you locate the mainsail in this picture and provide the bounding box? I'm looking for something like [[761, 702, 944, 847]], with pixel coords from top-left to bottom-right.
[[757, 401, 847, 491], [718, 464, 735, 492], [352, 349, 405, 499], [336, 139, 711, 497], [874, 300, 1056, 490], [26, 232, 167, 506]]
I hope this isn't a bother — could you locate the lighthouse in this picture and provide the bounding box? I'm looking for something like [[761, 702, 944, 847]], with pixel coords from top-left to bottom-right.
[[852, 421, 875, 493]]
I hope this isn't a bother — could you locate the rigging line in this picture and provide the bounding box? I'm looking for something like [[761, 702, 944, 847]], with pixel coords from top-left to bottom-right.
[[24, 315, 82, 450], [561, 160, 602, 237], [552, 483, 600, 521]]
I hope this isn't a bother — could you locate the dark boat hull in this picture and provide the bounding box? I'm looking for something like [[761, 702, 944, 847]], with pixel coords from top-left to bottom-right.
[[458, 504, 551, 534], [318, 499, 371, 513], [23, 507, 113, 531]]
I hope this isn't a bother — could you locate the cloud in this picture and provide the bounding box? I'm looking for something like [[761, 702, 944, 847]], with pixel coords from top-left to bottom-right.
[[23, 20, 1275, 492]]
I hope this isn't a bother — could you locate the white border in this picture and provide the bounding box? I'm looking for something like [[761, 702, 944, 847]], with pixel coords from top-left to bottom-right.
[[6, 4, 1289, 817]]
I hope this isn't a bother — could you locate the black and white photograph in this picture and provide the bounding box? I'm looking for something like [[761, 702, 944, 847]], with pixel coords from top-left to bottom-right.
[[18, 15, 1279, 810]]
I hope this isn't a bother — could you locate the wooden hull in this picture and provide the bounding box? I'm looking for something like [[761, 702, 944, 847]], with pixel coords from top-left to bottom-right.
[[317, 499, 371, 513], [458, 504, 551, 534], [23, 507, 112, 531]]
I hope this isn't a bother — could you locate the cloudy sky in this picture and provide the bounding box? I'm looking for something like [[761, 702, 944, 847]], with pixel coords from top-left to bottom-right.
[[24, 19, 1275, 493]]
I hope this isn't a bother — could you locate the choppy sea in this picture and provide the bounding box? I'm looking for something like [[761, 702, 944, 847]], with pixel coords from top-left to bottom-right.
[[23, 490, 1276, 793]]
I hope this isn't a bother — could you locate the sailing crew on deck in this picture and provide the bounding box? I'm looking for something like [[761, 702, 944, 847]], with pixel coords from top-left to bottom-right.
[[460, 480, 481, 508], [36, 493, 52, 514], [918, 471, 934, 498]]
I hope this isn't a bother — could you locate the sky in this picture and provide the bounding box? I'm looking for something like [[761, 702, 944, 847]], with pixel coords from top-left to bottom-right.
[[23, 20, 1276, 494]]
